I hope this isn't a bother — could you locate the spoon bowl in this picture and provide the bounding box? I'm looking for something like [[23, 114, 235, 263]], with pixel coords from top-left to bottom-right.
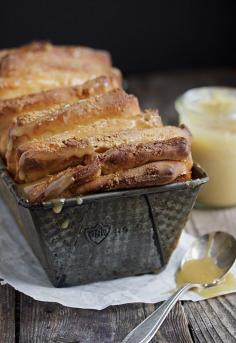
[[180, 231, 236, 287], [122, 231, 236, 343]]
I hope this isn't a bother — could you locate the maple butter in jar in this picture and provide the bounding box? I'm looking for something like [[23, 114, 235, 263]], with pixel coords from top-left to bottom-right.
[[176, 87, 236, 207]]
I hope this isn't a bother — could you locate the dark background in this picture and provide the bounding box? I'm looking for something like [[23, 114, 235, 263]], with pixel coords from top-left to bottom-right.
[[1, 0, 236, 73]]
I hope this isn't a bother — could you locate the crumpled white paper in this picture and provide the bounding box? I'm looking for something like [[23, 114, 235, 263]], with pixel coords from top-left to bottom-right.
[[0, 197, 236, 310]]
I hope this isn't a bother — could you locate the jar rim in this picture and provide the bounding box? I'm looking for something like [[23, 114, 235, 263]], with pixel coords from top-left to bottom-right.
[[175, 86, 236, 121]]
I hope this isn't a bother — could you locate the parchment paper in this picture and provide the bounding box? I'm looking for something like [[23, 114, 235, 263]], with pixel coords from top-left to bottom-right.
[[0, 197, 235, 310]]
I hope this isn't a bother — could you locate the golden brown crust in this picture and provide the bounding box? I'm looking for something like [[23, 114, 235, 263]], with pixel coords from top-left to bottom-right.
[[0, 68, 122, 100], [14, 88, 139, 128], [0, 41, 122, 99], [16, 124, 190, 183], [6, 89, 140, 175], [0, 76, 120, 156], [17, 111, 162, 155], [22, 158, 192, 203], [22, 155, 101, 203], [100, 137, 191, 174], [0, 75, 119, 117], [18, 139, 94, 183], [63, 160, 192, 197], [88, 124, 190, 152], [0, 41, 112, 77]]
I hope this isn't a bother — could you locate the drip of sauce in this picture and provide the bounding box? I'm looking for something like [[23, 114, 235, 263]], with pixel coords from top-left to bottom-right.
[[198, 273, 236, 298], [76, 196, 83, 205], [60, 219, 70, 229], [176, 256, 236, 298], [52, 200, 65, 214]]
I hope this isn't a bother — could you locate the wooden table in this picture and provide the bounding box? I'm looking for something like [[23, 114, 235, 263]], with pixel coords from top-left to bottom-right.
[[1, 70, 236, 343]]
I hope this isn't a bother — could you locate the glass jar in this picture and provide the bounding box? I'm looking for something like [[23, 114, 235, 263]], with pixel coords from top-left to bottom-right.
[[175, 87, 236, 208]]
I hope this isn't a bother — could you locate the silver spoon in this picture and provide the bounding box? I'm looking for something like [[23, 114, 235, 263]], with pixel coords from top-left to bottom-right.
[[122, 231, 236, 343]]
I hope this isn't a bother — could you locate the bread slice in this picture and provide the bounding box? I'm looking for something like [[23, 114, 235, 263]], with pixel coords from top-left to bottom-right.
[[6, 89, 140, 176], [72, 159, 192, 196], [0, 42, 121, 99], [0, 76, 120, 156], [22, 155, 101, 203], [100, 136, 191, 174], [0, 68, 121, 100], [17, 125, 192, 184], [22, 158, 192, 203], [0, 41, 112, 77]]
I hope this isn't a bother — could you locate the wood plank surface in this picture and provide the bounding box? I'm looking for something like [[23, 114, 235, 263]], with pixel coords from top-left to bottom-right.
[[142, 302, 193, 343], [18, 296, 193, 343], [184, 294, 236, 343], [0, 284, 15, 343]]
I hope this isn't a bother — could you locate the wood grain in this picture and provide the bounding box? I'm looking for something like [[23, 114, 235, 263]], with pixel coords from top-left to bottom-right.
[[184, 294, 236, 343], [0, 284, 15, 343], [18, 295, 193, 343], [141, 302, 193, 343], [18, 295, 146, 343]]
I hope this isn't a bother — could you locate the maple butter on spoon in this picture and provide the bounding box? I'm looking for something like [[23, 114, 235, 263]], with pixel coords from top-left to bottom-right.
[[122, 231, 236, 343], [176, 232, 236, 298]]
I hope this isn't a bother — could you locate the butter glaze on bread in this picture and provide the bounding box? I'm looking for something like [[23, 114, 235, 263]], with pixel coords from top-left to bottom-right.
[[0, 42, 112, 77], [0, 68, 121, 100], [6, 89, 140, 175], [0, 75, 119, 156], [72, 159, 192, 196], [100, 136, 191, 174], [22, 155, 101, 203], [23, 158, 192, 203], [17, 125, 191, 183], [0, 42, 121, 99]]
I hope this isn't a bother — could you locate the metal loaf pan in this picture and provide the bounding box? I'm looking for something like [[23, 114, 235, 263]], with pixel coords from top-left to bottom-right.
[[0, 160, 208, 287]]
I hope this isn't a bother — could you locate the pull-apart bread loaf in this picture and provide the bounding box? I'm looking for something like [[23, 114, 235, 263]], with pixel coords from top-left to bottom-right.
[[0, 42, 193, 203]]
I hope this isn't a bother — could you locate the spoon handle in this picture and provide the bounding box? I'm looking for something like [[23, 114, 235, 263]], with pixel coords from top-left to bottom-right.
[[122, 283, 195, 343]]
